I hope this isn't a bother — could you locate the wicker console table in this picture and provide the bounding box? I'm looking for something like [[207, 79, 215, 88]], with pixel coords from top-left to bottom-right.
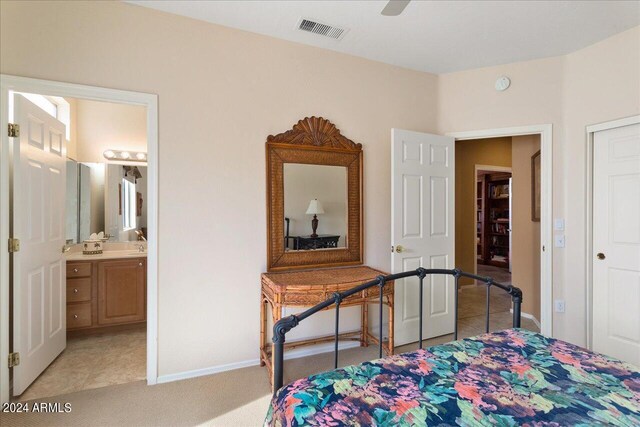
[[260, 266, 394, 388]]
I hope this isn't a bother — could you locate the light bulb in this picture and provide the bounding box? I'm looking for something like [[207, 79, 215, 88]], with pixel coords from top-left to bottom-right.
[[103, 150, 116, 159], [120, 151, 131, 159], [136, 152, 146, 160]]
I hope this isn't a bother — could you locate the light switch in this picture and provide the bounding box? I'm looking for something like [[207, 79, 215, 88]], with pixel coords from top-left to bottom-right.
[[554, 299, 566, 313], [554, 218, 565, 231], [554, 235, 565, 248]]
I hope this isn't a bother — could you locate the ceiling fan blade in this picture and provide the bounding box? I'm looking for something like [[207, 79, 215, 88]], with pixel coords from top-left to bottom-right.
[[381, 0, 411, 16]]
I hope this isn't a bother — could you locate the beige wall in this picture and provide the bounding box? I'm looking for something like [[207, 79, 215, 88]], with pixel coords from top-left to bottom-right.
[[75, 99, 147, 163], [455, 138, 512, 284], [1, 0, 638, 376], [511, 135, 541, 319], [0, 0, 438, 377], [439, 26, 640, 345]]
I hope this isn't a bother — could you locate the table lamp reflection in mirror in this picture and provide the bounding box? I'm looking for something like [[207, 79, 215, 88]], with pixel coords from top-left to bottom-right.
[[306, 199, 325, 237]]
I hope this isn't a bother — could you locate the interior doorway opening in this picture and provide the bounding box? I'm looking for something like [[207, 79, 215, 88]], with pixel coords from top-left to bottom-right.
[[9, 93, 148, 401], [1, 75, 159, 404], [454, 134, 542, 333], [475, 168, 514, 318]]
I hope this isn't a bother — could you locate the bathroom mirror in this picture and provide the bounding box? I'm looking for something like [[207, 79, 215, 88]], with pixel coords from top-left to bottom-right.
[[266, 117, 363, 271], [66, 160, 147, 243]]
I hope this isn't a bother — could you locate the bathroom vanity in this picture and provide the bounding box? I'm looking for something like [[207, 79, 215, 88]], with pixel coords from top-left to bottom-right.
[[66, 252, 146, 333], [64, 159, 149, 334]]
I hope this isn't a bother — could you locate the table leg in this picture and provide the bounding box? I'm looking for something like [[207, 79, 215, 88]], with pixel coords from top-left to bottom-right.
[[361, 300, 369, 347], [270, 303, 282, 388], [260, 295, 266, 367], [388, 293, 394, 355]]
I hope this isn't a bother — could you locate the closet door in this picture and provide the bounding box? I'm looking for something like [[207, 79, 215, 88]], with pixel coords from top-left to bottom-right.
[[592, 123, 640, 365]]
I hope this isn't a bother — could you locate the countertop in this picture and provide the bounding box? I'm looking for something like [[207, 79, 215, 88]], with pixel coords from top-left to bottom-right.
[[66, 250, 147, 261]]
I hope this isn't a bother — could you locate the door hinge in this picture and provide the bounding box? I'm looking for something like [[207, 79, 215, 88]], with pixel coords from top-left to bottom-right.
[[8, 238, 20, 253], [8, 352, 20, 368], [8, 123, 20, 138]]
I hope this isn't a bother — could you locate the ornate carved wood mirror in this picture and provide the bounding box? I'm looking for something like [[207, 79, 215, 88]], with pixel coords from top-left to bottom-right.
[[266, 117, 363, 271]]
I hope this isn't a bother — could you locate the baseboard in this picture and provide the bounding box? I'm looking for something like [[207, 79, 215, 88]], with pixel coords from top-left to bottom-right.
[[156, 358, 260, 384], [510, 309, 541, 329], [156, 339, 362, 385], [283, 341, 361, 360]]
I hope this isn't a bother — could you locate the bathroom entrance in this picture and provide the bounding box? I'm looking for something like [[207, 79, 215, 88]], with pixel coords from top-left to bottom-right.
[[0, 75, 159, 403]]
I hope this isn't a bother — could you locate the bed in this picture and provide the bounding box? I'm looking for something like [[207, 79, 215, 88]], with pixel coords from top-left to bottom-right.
[[265, 268, 640, 426], [266, 328, 640, 426]]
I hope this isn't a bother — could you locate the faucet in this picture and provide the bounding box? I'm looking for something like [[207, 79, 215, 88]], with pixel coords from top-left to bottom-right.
[[135, 230, 147, 241]]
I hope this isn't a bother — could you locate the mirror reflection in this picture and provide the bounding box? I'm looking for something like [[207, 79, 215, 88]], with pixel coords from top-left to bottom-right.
[[283, 163, 347, 251], [66, 160, 147, 243]]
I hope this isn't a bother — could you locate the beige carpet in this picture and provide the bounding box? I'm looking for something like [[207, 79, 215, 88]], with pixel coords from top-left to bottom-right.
[[3, 285, 538, 427]]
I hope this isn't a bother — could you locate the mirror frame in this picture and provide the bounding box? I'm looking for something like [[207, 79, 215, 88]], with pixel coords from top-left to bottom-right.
[[266, 117, 363, 271]]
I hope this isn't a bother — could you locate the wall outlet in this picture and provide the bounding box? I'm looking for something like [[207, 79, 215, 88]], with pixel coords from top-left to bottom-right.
[[554, 299, 566, 313], [554, 218, 565, 231], [554, 235, 565, 248]]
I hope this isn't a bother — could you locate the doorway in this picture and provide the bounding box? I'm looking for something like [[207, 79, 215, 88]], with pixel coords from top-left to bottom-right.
[[0, 75, 159, 404], [449, 126, 552, 336], [454, 135, 541, 335], [475, 167, 513, 282], [456, 136, 542, 332]]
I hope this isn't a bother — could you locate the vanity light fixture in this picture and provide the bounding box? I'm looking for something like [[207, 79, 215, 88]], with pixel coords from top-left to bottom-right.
[[103, 149, 147, 162]]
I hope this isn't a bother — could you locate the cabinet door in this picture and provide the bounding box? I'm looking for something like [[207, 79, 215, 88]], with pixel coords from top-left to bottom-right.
[[98, 259, 146, 325]]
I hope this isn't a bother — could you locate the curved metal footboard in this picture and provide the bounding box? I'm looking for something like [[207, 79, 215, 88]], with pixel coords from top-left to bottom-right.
[[272, 267, 523, 394]]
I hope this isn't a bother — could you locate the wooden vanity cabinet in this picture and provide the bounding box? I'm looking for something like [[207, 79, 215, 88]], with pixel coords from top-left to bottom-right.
[[66, 258, 146, 333], [98, 259, 146, 325]]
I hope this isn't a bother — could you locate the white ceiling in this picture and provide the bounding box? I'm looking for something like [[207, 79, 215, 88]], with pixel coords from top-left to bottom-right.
[[128, 0, 640, 74]]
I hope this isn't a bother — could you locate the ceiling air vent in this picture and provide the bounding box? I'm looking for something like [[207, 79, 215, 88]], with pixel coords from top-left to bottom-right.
[[297, 18, 348, 40]]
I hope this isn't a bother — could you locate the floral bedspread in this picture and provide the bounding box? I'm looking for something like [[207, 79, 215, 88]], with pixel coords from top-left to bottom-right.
[[265, 328, 640, 426]]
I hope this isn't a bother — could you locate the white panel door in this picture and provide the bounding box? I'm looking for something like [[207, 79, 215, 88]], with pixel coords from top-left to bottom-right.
[[12, 95, 67, 395], [593, 123, 640, 366], [392, 129, 455, 346]]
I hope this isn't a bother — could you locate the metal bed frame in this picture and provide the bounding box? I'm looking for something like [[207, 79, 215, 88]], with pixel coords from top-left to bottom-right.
[[272, 267, 523, 394]]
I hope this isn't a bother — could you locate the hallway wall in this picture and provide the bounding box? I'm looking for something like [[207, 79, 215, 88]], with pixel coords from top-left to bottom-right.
[[511, 135, 541, 320]]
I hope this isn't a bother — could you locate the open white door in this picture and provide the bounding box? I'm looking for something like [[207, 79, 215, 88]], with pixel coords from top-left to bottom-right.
[[392, 129, 455, 346], [592, 123, 640, 366], [12, 94, 67, 395]]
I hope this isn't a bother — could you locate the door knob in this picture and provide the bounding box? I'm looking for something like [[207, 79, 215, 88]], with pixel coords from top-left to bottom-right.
[[394, 245, 405, 253], [597, 252, 605, 260]]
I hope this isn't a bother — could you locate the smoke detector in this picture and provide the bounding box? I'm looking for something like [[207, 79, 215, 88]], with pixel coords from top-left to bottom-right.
[[297, 18, 348, 40]]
